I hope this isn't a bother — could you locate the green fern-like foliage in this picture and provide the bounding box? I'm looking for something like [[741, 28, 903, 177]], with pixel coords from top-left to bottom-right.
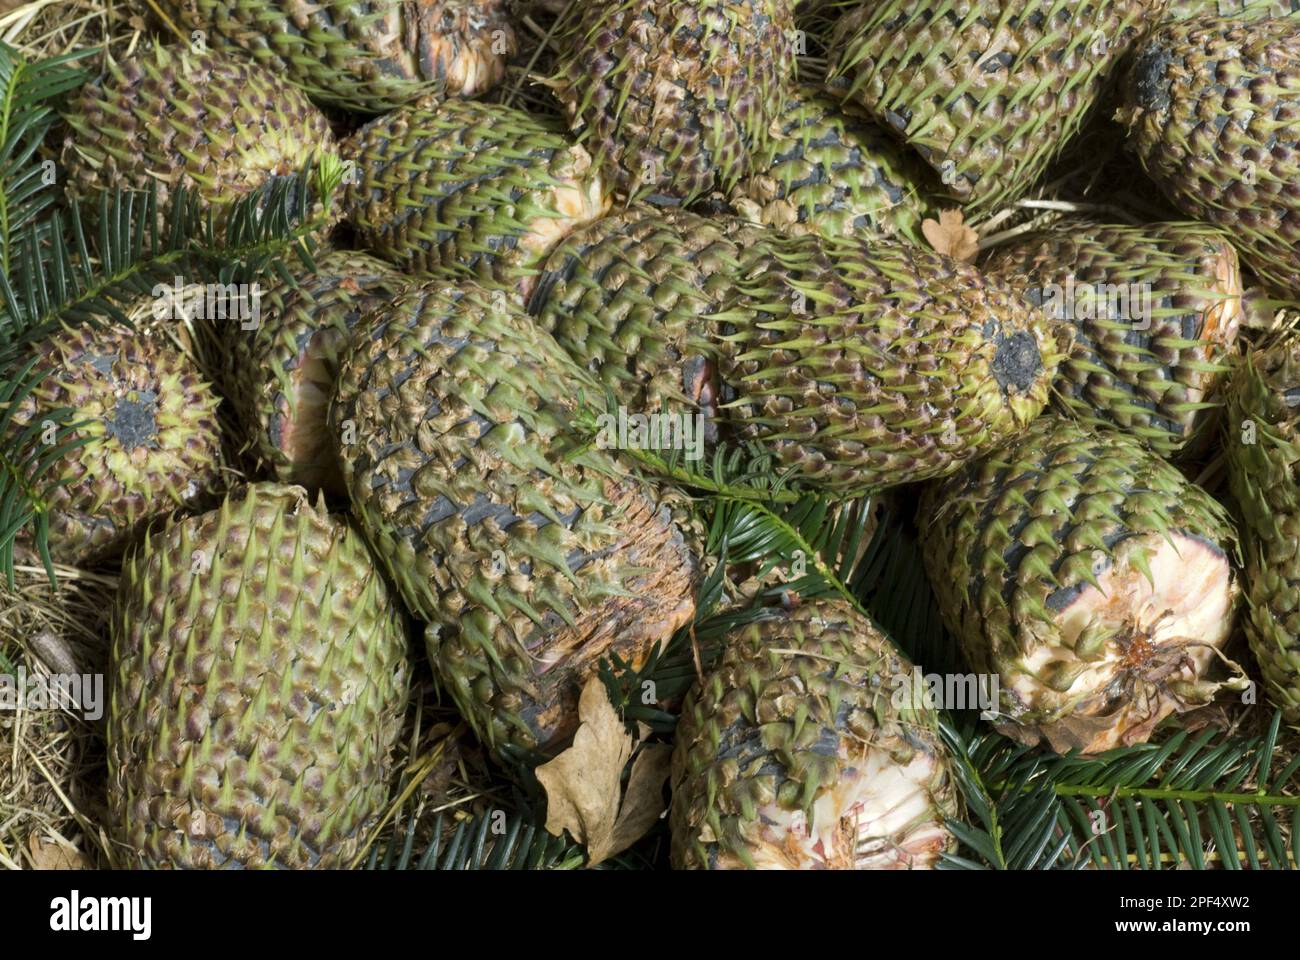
[[945, 712, 1300, 870], [0, 45, 92, 285], [601, 489, 877, 730], [367, 809, 585, 871], [570, 391, 810, 504]]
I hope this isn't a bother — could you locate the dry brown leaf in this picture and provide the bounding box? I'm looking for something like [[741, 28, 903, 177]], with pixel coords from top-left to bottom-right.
[[28, 834, 86, 870], [537, 677, 672, 866], [537, 678, 632, 858], [922, 208, 980, 262], [604, 743, 673, 857]]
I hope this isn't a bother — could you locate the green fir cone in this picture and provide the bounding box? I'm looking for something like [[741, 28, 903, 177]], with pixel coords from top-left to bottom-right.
[[919, 415, 1242, 754], [9, 321, 223, 565], [984, 221, 1244, 458], [332, 278, 699, 760], [1117, 15, 1300, 298], [709, 232, 1071, 494], [671, 598, 958, 870], [527, 206, 752, 417], [109, 483, 410, 868], [61, 44, 335, 228], [549, 0, 798, 205], [1225, 338, 1300, 721], [730, 83, 938, 242], [341, 98, 610, 295], [229, 251, 409, 496], [827, 0, 1148, 212], [155, 0, 518, 113]]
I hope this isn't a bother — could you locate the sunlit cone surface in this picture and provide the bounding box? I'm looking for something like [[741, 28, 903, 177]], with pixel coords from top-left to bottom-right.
[[711, 233, 1070, 494], [528, 214, 1058, 492], [155, 0, 517, 112], [341, 98, 610, 294], [985, 221, 1243, 458], [1161, 0, 1300, 18], [10, 322, 222, 565], [230, 251, 408, 496], [730, 83, 937, 242], [671, 598, 957, 870], [550, 0, 798, 205], [828, 0, 1147, 212], [109, 483, 410, 868], [527, 205, 751, 416], [1225, 339, 1300, 722], [332, 279, 698, 759], [919, 415, 1241, 754], [1117, 15, 1300, 298], [62, 44, 335, 227]]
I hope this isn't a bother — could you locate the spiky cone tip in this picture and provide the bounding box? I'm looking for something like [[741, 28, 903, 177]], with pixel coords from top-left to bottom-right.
[[671, 599, 958, 869], [331, 277, 700, 761], [61, 43, 340, 239], [983, 220, 1245, 461], [1115, 14, 1300, 299], [826, 0, 1149, 212], [340, 97, 611, 300], [548, 0, 799, 206], [710, 233, 1075, 495], [11, 321, 223, 566], [156, 0, 519, 112], [921, 416, 1244, 755]]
